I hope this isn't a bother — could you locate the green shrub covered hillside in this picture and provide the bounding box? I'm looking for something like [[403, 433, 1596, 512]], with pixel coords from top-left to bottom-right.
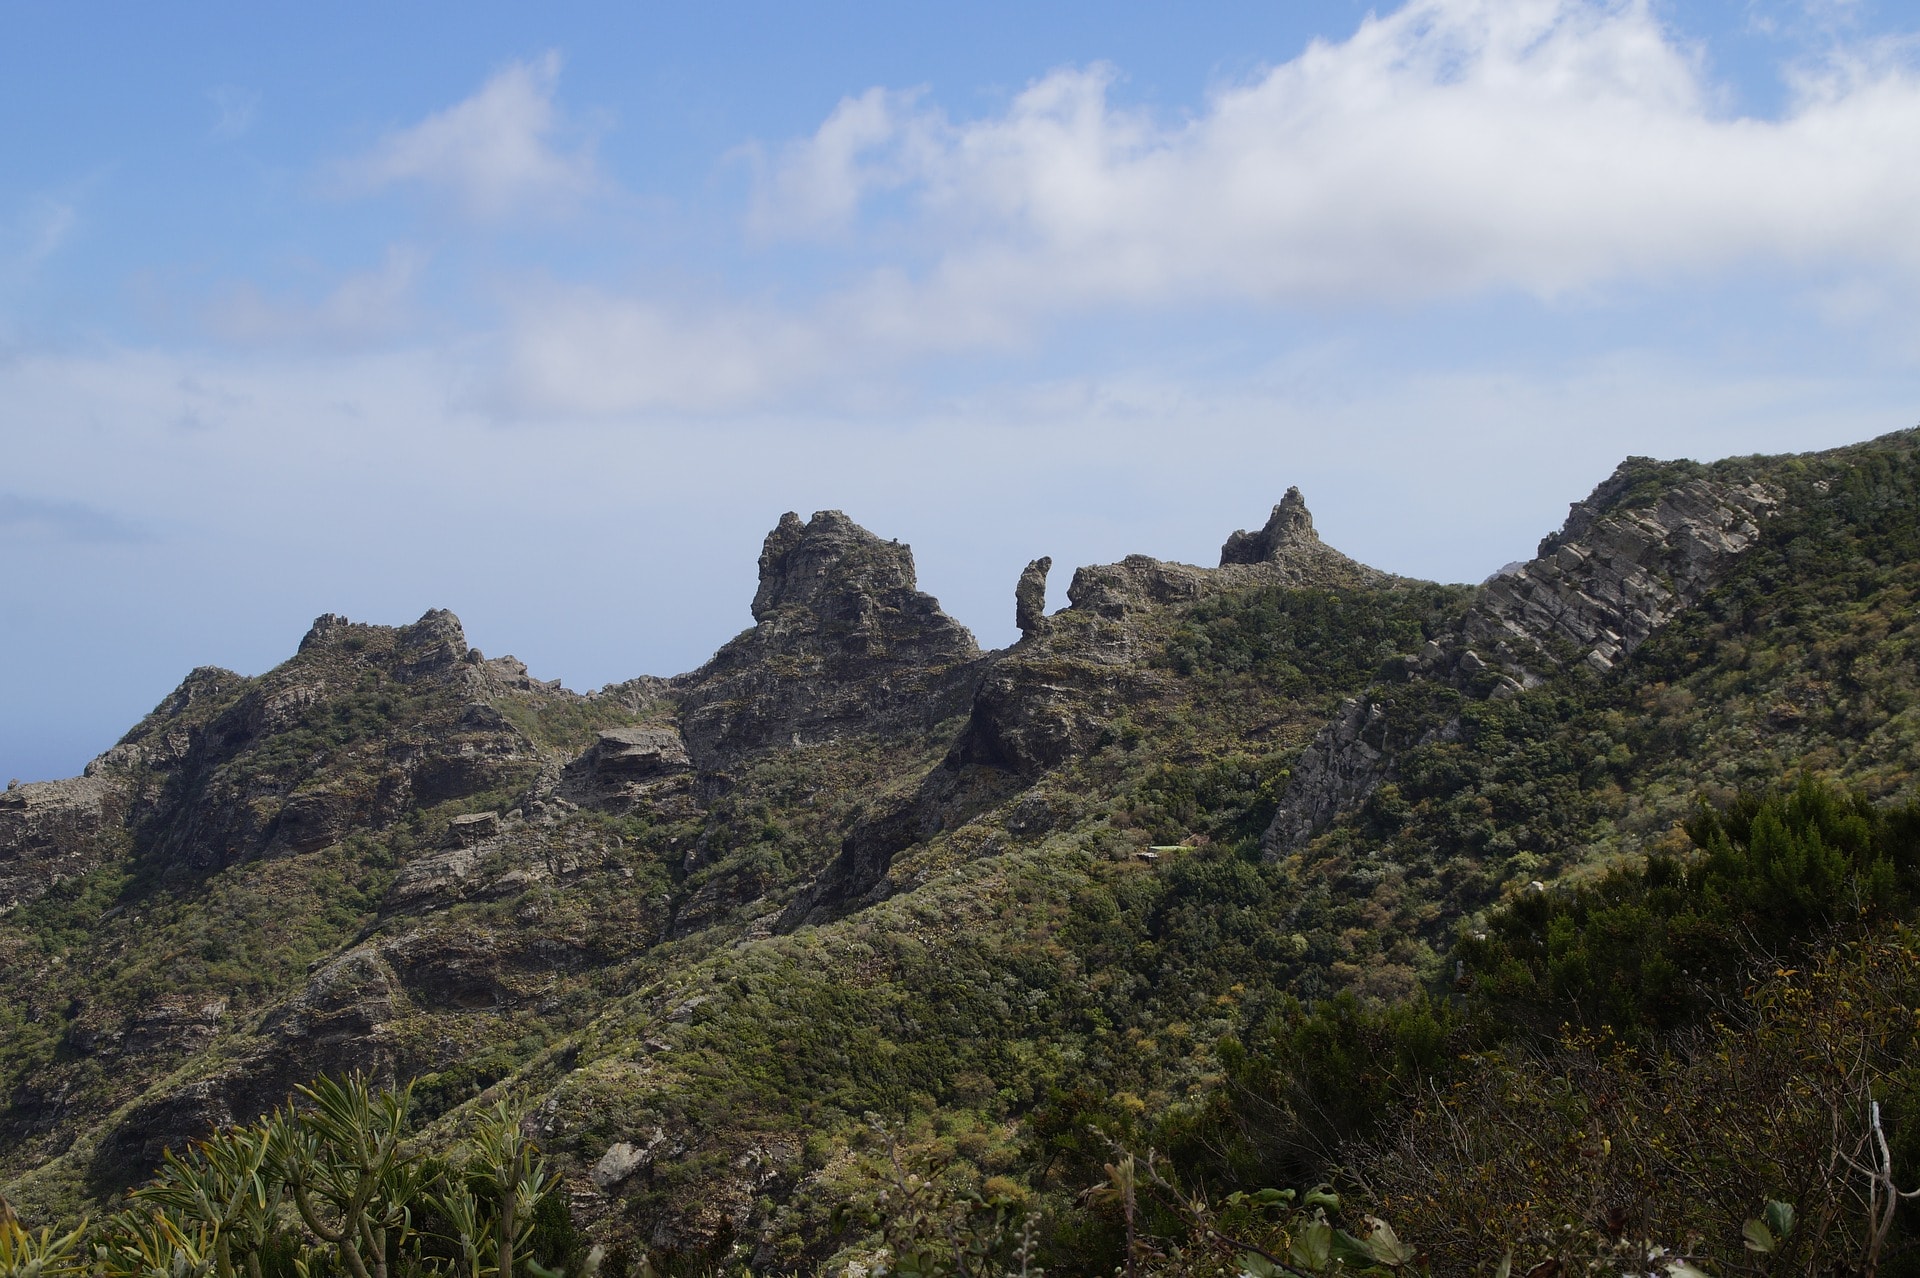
[[5, 429, 1920, 1275]]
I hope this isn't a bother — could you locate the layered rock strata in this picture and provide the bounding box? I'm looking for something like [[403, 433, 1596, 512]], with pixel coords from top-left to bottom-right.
[[1261, 465, 1783, 854]]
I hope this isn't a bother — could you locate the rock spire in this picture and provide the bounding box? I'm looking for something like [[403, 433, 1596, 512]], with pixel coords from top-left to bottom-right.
[[1219, 487, 1319, 566]]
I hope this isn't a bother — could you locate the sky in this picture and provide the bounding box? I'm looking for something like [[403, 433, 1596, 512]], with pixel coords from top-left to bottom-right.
[[5, 0, 1920, 783]]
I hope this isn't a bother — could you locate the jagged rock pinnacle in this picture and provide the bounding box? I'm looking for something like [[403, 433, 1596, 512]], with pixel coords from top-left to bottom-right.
[[1015, 557, 1051, 636], [1219, 487, 1320, 566]]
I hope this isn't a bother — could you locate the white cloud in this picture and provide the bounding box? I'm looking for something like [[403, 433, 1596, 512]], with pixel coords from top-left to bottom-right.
[[206, 246, 425, 347], [746, 87, 940, 239], [482, 267, 1035, 416], [486, 286, 823, 415], [757, 0, 1920, 303], [343, 52, 598, 217], [483, 0, 1920, 416]]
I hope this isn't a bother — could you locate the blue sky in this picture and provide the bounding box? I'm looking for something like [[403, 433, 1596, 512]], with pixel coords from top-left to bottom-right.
[[5, 0, 1919, 783]]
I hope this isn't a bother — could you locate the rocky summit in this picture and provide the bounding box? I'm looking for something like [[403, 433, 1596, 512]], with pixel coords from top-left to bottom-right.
[[4, 429, 1920, 1273]]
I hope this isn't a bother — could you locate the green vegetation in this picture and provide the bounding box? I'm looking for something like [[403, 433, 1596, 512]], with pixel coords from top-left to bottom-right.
[[1161, 583, 1471, 691], [0, 1076, 587, 1278], [8, 432, 1920, 1274], [1461, 775, 1920, 1037]]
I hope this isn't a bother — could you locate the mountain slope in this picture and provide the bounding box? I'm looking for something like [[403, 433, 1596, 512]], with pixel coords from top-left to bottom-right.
[[4, 427, 1918, 1270]]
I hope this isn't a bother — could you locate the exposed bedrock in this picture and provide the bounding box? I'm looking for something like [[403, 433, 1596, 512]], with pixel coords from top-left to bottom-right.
[[676, 511, 984, 766], [1015, 556, 1052, 636], [558, 726, 698, 817], [90, 610, 554, 875], [1219, 486, 1318, 565], [0, 776, 124, 913], [1447, 471, 1781, 682], [1261, 466, 1783, 856]]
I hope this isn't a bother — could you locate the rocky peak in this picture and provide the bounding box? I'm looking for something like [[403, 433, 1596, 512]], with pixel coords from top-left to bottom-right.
[[1220, 487, 1319, 565], [297, 610, 470, 684], [78, 610, 560, 875], [750, 511, 918, 625], [677, 511, 981, 764]]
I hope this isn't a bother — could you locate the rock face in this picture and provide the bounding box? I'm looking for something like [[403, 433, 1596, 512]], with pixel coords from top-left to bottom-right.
[[1063, 556, 1211, 620], [972, 488, 1382, 777], [0, 776, 123, 913], [91, 943, 406, 1186], [559, 727, 695, 815], [93, 905, 601, 1191], [1260, 464, 1784, 855], [1220, 487, 1318, 565], [1259, 695, 1463, 852], [676, 512, 983, 764], [89, 610, 555, 876], [1450, 469, 1781, 681], [1015, 557, 1051, 636]]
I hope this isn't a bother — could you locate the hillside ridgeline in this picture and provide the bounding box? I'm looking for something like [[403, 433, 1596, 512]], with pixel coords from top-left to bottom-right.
[[4, 428, 1918, 1274]]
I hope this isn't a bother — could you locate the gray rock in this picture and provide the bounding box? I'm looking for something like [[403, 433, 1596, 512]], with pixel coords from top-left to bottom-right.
[[1215, 489, 1389, 589], [1261, 466, 1782, 856], [677, 511, 983, 765], [0, 775, 122, 913], [558, 726, 696, 816], [1015, 557, 1052, 636], [592, 1141, 647, 1190], [446, 812, 501, 846], [1220, 487, 1319, 565], [1452, 472, 1781, 684]]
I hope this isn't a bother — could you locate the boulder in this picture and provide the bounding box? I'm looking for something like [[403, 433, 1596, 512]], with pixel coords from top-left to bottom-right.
[[558, 727, 697, 816]]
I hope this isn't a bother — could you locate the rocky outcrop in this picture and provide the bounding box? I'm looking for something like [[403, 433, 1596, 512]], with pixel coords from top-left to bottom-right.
[[1261, 465, 1783, 856], [94, 610, 557, 874], [90, 944, 406, 1189], [1063, 556, 1211, 620], [1063, 491, 1383, 624], [0, 776, 123, 913], [60, 996, 227, 1064], [1261, 696, 1460, 852], [446, 812, 502, 845], [1218, 489, 1389, 589], [1015, 557, 1051, 636], [1442, 470, 1781, 683], [676, 512, 983, 764], [558, 727, 696, 816], [88, 905, 600, 1190], [1220, 487, 1318, 565]]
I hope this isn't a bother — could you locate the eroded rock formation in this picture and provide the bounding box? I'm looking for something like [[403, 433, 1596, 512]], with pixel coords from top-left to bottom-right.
[[1015, 557, 1051, 636], [676, 511, 983, 765], [1260, 463, 1783, 855]]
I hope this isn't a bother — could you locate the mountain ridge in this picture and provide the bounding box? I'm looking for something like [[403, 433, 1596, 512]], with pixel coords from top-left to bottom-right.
[[4, 426, 1918, 1269]]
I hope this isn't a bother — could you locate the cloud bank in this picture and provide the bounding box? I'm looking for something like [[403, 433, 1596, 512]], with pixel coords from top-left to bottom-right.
[[761, 0, 1920, 300], [491, 0, 1920, 416]]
